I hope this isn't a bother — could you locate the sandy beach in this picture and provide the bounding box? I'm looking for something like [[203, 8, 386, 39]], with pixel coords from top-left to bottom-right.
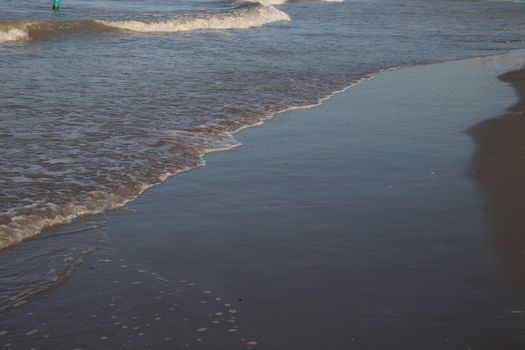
[[469, 68, 525, 299], [1, 51, 525, 349]]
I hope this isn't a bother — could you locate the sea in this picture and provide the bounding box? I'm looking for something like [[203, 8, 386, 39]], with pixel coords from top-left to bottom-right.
[[0, 0, 524, 312]]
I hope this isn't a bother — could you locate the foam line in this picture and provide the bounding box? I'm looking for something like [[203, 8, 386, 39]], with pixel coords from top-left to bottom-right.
[[96, 5, 290, 33]]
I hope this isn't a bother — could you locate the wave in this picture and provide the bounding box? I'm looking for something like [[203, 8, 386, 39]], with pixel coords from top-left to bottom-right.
[[0, 127, 241, 250], [0, 5, 290, 43], [0, 169, 186, 250], [0, 20, 107, 44], [0, 25, 28, 43], [229, 0, 344, 6], [0, 68, 382, 251], [96, 5, 290, 33], [0, 22, 29, 43], [234, 0, 289, 5]]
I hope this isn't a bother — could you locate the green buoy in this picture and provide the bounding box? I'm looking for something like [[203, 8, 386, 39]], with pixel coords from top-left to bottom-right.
[[52, 0, 61, 10]]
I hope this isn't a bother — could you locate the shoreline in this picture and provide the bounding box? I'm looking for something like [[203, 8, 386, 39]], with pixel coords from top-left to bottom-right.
[[1, 51, 525, 348], [1, 50, 519, 252], [0, 66, 384, 252], [469, 68, 525, 297]]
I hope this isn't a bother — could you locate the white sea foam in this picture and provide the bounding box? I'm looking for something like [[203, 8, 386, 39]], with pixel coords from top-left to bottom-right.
[[241, 0, 288, 6], [0, 0, 346, 44], [0, 4, 290, 45], [235, 0, 344, 5], [1, 189, 138, 250], [0, 66, 392, 252], [0, 26, 29, 43], [96, 5, 290, 33]]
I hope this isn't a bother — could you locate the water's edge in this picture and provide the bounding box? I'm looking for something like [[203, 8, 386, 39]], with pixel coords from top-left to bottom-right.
[[0, 49, 523, 315]]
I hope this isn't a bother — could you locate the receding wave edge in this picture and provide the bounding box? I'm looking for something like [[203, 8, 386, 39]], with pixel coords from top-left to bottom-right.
[[0, 69, 394, 251]]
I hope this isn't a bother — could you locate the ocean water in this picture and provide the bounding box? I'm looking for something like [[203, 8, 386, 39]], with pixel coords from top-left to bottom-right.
[[0, 0, 524, 341], [1, 0, 524, 250], [0, 0, 524, 275]]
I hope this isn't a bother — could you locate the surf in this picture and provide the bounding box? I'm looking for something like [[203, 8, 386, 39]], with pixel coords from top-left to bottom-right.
[[0, 20, 108, 43], [96, 4, 290, 33], [0, 22, 30, 43], [0, 4, 290, 44]]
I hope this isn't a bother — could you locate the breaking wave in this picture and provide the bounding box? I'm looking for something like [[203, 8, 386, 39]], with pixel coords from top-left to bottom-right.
[[0, 126, 242, 250], [0, 0, 349, 44], [229, 0, 344, 5], [0, 71, 379, 251], [0, 0, 344, 249], [234, 0, 289, 5], [0, 25, 28, 43], [0, 20, 108, 43], [96, 5, 290, 33], [0, 4, 290, 43]]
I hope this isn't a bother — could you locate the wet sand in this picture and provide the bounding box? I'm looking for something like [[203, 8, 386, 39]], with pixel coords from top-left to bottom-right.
[[1, 51, 525, 349], [469, 68, 525, 298]]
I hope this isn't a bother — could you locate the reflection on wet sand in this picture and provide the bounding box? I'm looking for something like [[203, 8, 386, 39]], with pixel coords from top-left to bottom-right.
[[469, 68, 525, 296]]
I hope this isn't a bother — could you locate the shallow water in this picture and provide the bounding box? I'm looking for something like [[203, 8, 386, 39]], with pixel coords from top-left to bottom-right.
[[1, 0, 524, 250], [1, 0, 525, 320], [1, 51, 524, 350]]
